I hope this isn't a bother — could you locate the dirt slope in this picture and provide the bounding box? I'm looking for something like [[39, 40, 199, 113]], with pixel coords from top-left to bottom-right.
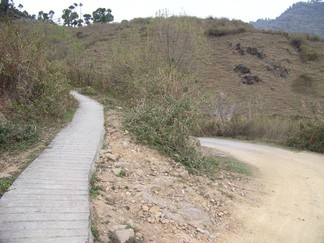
[[91, 110, 257, 242], [199, 138, 324, 243]]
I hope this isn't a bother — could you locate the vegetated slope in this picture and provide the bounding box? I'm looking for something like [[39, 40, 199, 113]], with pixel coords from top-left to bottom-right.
[[251, 1, 324, 36], [201, 32, 324, 117], [73, 18, 324, 118]]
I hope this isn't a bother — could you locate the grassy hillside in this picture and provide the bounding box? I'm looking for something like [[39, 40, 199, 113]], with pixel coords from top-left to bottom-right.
[[73, 18, 324, 116], [72, 17, 324, 153], [1, 16, 323, 156]]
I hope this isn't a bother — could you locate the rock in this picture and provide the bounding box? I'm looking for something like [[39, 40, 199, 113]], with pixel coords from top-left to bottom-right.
[[114, 161, 141, 169], [178, 170, 189, 179], [107, 153, 117, 162], [148, 217, 156, 224], [149, 206, 160, 214], [268, 62, 288, 78], [112, 228, 134, 243], [246, 46, 265, 59], [235, 42, 241, 50], [242, 75, 262, 85], [160, 218, 170, 224], [196, 227, 210, 236], [108, 225, 127, 233], [112, 168, 122, 176], [234, 64, 251, 74], [142, 205, 149, 212]]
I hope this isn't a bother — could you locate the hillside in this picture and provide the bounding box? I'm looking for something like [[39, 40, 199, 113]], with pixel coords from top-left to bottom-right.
[[251, 1, 324, 36], [73, 18, 324, 118]]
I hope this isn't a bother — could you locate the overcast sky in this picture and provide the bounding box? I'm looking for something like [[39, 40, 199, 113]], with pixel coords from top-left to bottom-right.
[[15, 0, 302, 23]]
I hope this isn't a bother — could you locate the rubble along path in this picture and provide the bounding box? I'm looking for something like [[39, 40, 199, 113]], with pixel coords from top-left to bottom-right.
[[0, 92, 104, 243]]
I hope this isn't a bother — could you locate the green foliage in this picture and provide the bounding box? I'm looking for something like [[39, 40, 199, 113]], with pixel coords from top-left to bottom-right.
[[0, 1, 35, 20], [89, 173, 102, 198], [0, 21, 77, 151], [198, 115, 324, 153], [287, 121, 324, 153], [79, 86, 97, 96], [91, 224, 100, 241], [116, 169, 127, 178], [92, 8, 114, 23], [0, 177, 14, 197], [126, 223, 140, 233], [216, 157, 252, 175], [62, 8, 79, 27], [126, 96, 196, 157], [0, 120, 38, 151], [0, 22, 73, 120]]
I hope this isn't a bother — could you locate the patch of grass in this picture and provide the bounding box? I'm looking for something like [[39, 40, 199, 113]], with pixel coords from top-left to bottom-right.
[[126, 223, 140, 233], [0, 177, 15, 197], [216, 157, 253, 175], [116, 170, 127, 178], [89, 173, 102, 198], [79, 86, 97, 96], [91, 224, 100, 242]]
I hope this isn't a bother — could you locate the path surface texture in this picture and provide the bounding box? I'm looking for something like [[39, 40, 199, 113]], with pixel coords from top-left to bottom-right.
[[0, 92, 104, 243], [199, 138, 324, 243]]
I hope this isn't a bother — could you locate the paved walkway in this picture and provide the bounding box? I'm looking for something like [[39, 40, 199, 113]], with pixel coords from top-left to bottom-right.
[[0, 92, 104, 243]]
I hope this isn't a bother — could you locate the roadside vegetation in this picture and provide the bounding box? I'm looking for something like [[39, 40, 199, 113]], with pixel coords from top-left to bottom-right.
[[1, 2, 323, 197], [99, 17, 323, 154]]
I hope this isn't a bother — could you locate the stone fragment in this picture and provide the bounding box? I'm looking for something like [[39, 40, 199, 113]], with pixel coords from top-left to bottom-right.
[[142, 205, 149, 212], [107, 153, 117, 162], [149, 206, 160, 214], [113, 228, 134, 243]]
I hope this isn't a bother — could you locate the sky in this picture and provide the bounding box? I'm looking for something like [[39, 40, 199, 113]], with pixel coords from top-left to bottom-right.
[[15, 0, 302, 23]]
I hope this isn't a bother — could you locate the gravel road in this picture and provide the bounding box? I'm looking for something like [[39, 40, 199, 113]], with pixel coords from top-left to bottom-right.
[[199, 138, 324, 243]]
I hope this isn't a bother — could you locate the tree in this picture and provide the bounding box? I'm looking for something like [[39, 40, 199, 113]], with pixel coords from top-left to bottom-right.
[[92, 8, 114, 23], [62, 8, 79, 26], [0, 0, 11, 16], [83, 13, 92, 25], [0, 0, 34, 19], [62, 3, 82, 27], [77, 18, 83, 27]]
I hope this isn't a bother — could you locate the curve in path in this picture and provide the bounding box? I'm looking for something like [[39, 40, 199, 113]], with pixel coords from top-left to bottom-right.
[[0, 92, 104, 243], [199, 138, 324, 243]]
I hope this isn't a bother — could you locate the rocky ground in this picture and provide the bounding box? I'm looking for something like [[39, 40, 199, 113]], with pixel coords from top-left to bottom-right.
[[91, 109, 260, 243]]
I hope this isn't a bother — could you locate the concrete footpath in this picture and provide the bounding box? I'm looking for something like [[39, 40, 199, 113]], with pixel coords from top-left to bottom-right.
[[0, 92, 104, 243]]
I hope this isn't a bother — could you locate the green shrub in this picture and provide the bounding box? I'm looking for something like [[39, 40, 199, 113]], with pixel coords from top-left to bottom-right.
[[0, 121, 38, 151], [287, 121, 324, 153], [126, 96, 199, 172]]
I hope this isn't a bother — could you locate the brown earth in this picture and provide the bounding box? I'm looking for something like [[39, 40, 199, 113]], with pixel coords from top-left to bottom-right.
[[91, 109, 259, 242]]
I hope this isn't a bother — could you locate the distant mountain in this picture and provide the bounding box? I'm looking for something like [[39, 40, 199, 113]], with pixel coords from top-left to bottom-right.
[[251, 0, 324, 36]]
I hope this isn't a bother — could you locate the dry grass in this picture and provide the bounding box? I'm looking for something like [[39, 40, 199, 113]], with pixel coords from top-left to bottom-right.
[[73, 17, 324, 152]]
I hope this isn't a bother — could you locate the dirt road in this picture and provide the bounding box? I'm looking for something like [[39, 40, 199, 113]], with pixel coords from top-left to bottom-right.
[[199, 138, 324, 243]]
